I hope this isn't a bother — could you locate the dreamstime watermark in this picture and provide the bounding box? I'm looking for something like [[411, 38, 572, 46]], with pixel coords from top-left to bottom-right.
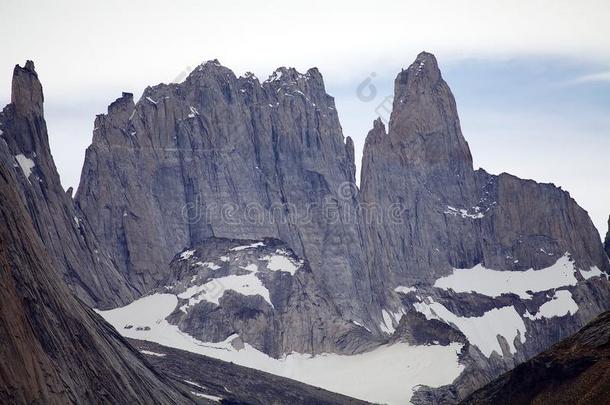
[[181, 182, 406, 226], [356, 72, 393, 125]]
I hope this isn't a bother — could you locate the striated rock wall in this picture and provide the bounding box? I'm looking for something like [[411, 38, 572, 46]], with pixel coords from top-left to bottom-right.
[[0, 62, 137, 309], [75, 62, 376, 324], [0, 135, 192, 404]]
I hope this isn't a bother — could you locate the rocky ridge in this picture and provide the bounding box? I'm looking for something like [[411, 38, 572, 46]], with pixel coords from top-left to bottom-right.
[[76, 62, 374, 325]]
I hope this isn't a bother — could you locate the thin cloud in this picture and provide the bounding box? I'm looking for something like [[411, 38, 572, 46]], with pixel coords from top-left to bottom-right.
[[570, 71, 610, 84]]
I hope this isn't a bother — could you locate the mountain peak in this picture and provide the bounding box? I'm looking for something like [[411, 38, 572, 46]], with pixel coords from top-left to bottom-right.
[[401, 51, 441, 84], [11, 60, 44, 116]]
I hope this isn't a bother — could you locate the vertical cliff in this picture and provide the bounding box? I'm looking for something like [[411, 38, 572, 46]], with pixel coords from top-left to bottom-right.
[[76, 62, 376, 324], [360, 52, 608, 287], [0, 62, 137, 309], [0, 116, 191, 404]]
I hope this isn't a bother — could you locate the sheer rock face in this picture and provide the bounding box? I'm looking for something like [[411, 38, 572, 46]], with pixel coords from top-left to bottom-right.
[[0, 62, 137, 309], [76, 62, 375, 323], [0, 139, 192, 404], [360, 52, 610, 400], [360, 52, 609, 287]]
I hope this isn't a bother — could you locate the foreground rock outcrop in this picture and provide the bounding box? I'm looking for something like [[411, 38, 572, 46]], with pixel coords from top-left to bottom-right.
[[131, 339, 369, 405], [0, 79, 192, 401], [462, 309, 610, 405]]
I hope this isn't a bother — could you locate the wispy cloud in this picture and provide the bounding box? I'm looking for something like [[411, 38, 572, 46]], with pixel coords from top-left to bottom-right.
[[570, 71, 610, 84]]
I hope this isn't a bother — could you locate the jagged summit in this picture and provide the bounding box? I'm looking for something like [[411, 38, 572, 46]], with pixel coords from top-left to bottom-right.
[[362, 51, 475, 202], [264, 66, 319, 83], [11, 60, 44, 116], [76, 53, 357, 316]]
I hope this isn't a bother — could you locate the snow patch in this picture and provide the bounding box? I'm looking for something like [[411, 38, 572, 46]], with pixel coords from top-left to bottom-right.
[[191, 392, 222, 402], [434, 253, 578, 299], [184, 380, 206, 390], [524, 290, 579, 320], [230, 242, 265, 251], [140, 350, 166, 357], [180, 249, 196, 260], [380, 310, 395, 334], [15, 154, 35, 181], [444, 205, 485, 219], [178, 272, 272, 311], [580, 266, 603, 280], [146, 96, 157, 104], [414, 298, 526, 357], [351, 320, 371, 332], [395, 286, 416, 294], [196, 261, 221, 270], [260, 251, 300, 275], [379, 309, 404, 335]]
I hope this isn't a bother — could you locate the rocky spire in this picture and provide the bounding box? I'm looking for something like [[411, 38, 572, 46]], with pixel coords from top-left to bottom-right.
[[378, 51, 476, 201], [11, 61, 44, 116], [0, 149, 191, 404], [361, 51, 476, 208], [0, 61, 138, 308]]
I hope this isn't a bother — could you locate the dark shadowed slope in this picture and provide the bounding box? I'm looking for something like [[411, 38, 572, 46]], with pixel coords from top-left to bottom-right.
[[0, 61, 138, 309], [131, 339, 369, 405], [462, 310, 610, 405], [0, 145, 193, 403]]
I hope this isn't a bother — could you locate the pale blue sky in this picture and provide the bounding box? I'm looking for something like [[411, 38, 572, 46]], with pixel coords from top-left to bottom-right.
[[1, 0, 609, 235]]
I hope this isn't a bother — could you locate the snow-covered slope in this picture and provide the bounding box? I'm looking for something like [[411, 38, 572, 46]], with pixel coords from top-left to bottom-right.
[[98, 292, 464, 404]]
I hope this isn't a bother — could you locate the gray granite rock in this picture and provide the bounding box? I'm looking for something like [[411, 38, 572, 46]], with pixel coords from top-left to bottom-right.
[[0, 131, 193, 404], [76, 62, 376, 324], [360, 52, 610, 401], [159, 237, 380, 357], [0, 62, 137, 309]]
